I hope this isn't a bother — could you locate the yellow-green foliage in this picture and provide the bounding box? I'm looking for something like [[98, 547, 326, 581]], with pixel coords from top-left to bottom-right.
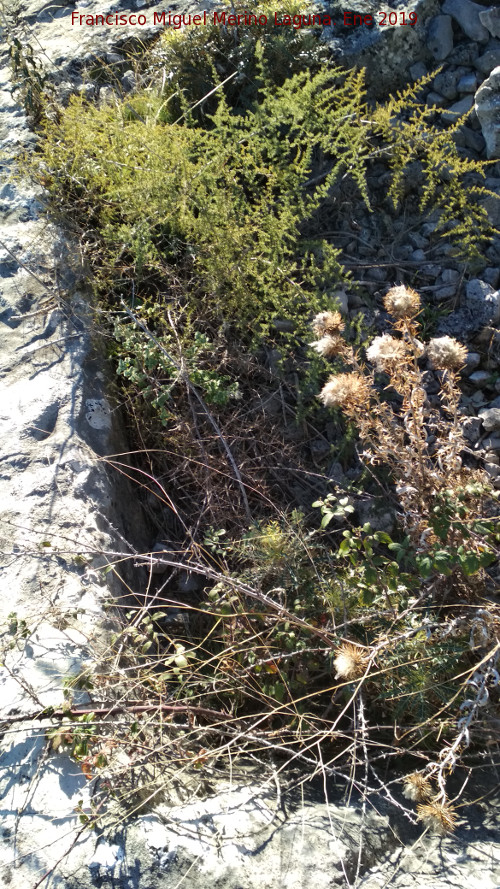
[[371, 80, 496, 261], [36, 52, 494, 336], [38, 61, 367, 330]]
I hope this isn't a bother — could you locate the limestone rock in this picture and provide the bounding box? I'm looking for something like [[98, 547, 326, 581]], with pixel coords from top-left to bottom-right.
[[323, 0, 441, 97], [479, 8, 500, 40], [457, 72, 478, 93], [463, 352, 482, 375], [427, 15, 454, 60], [463, 126, 484, 154], [427, 90, 447, 108], [485, 461, 500, 478], [434, 68, 462, 100], [442, 93, 474, 123], [481, 178, 500, 226], [479, 408, 500, 431], [0, 27, 149, 889], [469, 370, 493, 386], [474, 42, 500, 76], [462, 416, 482, 443], [465, 279, 500, 324], [483, 267, 500, 288], [442, 0, 490, 43], [475, 66, 500, 158]]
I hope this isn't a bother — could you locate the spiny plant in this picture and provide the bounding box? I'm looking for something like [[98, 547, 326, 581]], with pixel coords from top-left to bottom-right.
[[8, 37, 54, 125], [15, 17, 500, 836], [30, 39, 497, 453], [2, 476, 497, 836], [312, 285, 500, 826], [314, 288, 497, 579]]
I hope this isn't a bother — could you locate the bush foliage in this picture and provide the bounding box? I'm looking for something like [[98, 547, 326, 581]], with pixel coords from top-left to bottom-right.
[[16, 6, 500, 832]]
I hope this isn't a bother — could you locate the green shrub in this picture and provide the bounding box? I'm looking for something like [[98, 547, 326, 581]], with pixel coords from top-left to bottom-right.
[[36, 45, 493, 334], [20, 22, 500, 831]]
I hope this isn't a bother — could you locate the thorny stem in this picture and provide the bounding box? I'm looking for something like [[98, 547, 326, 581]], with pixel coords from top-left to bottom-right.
[[403, 319, 428, 498], [424, 646, 500, 802]]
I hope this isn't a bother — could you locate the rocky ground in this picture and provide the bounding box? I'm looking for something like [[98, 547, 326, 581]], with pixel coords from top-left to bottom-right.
[[0, 0, 499, 886], [327, 0, 500, 493]]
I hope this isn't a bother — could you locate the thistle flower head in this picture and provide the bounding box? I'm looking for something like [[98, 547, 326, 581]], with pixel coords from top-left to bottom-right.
[[311, 334, 345, 358], [427, 336, 467, 371], [333, 643, 368, 680], [383, 285, 421, 319], [366, 334, 405, 371], [402, 772, 434, 802], [312, 311, 345, 338], [319, 373, 371, 411], [416, 800, 458, 835]]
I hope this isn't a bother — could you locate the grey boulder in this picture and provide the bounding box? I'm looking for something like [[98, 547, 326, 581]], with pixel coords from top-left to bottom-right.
[[427, 14, 454, 60], [442, 0, 490, 43], [479, 7, 500, 40], [475, 66, 500, 158]]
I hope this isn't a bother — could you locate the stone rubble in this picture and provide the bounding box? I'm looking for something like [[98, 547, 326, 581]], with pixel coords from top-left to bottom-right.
[[442, 0, 489, 44]]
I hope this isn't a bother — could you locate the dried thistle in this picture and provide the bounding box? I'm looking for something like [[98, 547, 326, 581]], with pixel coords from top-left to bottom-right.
[[319, 373, 371, 411], [366, 334, 406, 371], [427, 336, 468, 371], [333, 643, 369, 680], [311, 334, 346, 358], [312, 311, 345, 338], [416, 800, 458, 835], [383, 285, 421, 319], [402, 772, 434, 802]]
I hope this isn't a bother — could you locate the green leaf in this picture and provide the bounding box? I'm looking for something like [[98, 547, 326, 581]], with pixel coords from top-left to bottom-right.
[[320, 510, 335, 529], [458, 552, 480, 575], [478, 551, 495, 568], [361, 588, 375, 605], [416, 555, 433, 578], [433, 550, 455, 574], [364, 566, 378, 585]]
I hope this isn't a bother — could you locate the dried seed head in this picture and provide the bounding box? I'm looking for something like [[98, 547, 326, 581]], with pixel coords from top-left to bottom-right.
[[319, 373, 371, 410], [333, 643, 368, 680], [366, 334, 405, 371], [311, 334, 346, 358], [312, 311, 345, 338], [402, 773, 434, 802], [427, 336, 468, 371], [383, 285, 421, 318], [417, 800, 458, 835]]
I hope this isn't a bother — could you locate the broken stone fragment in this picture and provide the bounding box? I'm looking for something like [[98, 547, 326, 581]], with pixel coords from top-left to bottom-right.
[[475, 67, 500, 157], [442, 0, 489, 43], [479, 408, 500, 432], [474, 41, 500, 76], [479, 7, 500, 40], [427, 15, 454, 61]]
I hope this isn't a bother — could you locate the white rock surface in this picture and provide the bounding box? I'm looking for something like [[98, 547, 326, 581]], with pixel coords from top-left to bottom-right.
[[475, 66, 500, 158], [479, 407, 500, 431], [0, 8, 147, 883]]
